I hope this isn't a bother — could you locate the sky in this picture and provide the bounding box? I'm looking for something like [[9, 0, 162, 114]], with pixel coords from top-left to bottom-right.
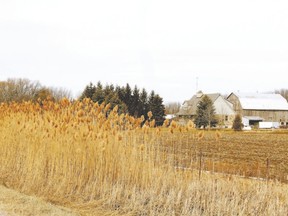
[[1, 0, 288, 103]]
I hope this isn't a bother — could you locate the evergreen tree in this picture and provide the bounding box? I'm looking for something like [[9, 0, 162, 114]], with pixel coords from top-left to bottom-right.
[[79, 81, 165, 124], [116, 85, 126, 102], [148, 91, 165, 126], [124, 83, 133, 114], [131, 86, 141, 117], [116, 86, 128, 113], [194, 95, 218, 129], [92, 81, 105, 104], [104, 90, 127, 113], [232, 114, 243, 131], [139, 88, 149, 118], [103, 84, 114, 98], [80, 82, 96, 100]]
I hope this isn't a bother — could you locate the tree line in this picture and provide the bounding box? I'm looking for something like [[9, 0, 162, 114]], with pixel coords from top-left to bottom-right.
[[2, 78, 287, 128], [0, 78, 165, 126], [0, 78, 71, 103], [80, 82, 165, 126]]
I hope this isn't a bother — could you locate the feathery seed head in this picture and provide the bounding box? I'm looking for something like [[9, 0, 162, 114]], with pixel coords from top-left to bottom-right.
[[113, 105, 119, 113], [170, 120, 177, 129], [197, 131, 204, 141], [162, 119, 170, 127], [187, 120, 195, 130], [149, 119, 156, 128], [147, 111, 153, 119], [104, 103, 111, 112], [215, 130, 222, 141], [140, 115, 145, 123]]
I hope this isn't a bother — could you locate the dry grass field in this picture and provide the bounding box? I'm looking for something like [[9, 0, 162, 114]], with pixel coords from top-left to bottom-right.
[[0, 99, 288, 215], [0, 185, 78, 216]]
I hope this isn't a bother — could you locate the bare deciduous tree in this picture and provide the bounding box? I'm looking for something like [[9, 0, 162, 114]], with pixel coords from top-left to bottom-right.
[[275, 89, 288, 101], [0, 78, 41, 102], [0, 78, 72, 103], [165, 102, 181, 114]]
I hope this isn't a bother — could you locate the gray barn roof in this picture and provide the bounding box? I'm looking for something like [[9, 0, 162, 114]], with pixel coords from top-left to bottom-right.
[[177, 92, 221, 116], [233, 92, 288, 110]]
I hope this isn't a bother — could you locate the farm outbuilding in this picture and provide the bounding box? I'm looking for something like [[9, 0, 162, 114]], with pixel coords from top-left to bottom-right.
[[227, 92, 288, 126], [177, 91, 235, 127]]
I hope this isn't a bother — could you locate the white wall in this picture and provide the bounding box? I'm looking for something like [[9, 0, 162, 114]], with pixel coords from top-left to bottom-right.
[[214, 96, 235, 115]]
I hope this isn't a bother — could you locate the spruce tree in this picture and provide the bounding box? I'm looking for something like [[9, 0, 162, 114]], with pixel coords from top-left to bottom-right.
[[116, 85, 125, 102], [139, 88, 149, 118], [104, 90, 127, 113], [79, 82, 96, 100], [92, 81, 105, 104], [194, 95, 218, 129], [148, 91, 165, 126], [131, 86, 140, 117], [124, 83, 132, 114], [79, 82, 165, 124]]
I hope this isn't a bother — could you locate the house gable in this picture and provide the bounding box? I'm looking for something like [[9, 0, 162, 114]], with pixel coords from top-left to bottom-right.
[[178, 92, 235, 117], [214, 96, 235, 115]]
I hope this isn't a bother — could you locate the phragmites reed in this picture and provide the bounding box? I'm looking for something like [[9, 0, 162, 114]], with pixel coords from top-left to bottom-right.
[[149, 119, 156, 128], [187, 120, 195, 130], [104, 103, 111, 112], [215, 130, 222, 141], [140, 115, 145, 123], [170, 120, 178, 129], [112, 104, 119, 113], [197, 131, 205, 141], [142, 124, 149, 134], [147, 111, 153, 119], [0, 99, 288, 215], [162, 119, 170, 127]]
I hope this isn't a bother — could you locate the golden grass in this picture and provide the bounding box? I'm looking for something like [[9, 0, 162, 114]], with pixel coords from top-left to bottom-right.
[[0, 185, 78, 216], [0, 99, 288, 215]]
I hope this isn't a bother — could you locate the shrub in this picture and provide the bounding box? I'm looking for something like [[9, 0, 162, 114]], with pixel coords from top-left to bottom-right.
[[232, 114, 244, 131]]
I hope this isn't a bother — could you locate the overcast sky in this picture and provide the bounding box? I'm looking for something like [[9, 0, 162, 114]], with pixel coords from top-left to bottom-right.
[[1, 0, 288, 103]]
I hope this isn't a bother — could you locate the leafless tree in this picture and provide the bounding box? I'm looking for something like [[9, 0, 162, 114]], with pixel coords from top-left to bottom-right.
[[165, 102, 181, 114], [0, 78, 41, 102], [275, 89, 288, 101], [0, 78, 72, 103]]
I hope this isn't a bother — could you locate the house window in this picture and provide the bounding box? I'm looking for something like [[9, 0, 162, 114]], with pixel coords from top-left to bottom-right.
[[225, 115, 228, 121]]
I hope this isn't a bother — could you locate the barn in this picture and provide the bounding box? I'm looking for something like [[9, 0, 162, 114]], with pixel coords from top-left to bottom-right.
[[227, 92, 288, 126], [177, 91, 235, 127]]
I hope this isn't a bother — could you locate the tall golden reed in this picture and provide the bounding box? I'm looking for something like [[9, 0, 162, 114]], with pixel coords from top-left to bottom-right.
[[0, 99, 288, 215]]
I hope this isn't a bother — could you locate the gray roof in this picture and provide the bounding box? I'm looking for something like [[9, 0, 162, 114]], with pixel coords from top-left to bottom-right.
[[177, 92, 220, 116], [233, 92, 288, 110]]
